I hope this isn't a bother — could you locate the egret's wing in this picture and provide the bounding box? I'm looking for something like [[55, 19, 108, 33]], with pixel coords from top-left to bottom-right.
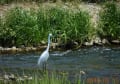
[[37, 50, 49, 66]]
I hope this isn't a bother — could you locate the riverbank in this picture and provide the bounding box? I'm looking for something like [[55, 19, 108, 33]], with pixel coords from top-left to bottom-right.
[[0, 40, 120, 54], [0, 2, 120, 54], [0, 46, 44, 54]]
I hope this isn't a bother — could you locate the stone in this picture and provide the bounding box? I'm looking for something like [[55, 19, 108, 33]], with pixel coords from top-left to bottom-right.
[[11, 46, 16, 51], [0, 46, 3, 50], [41, 41, 46, 45], [51, 43, 59, 49], [4, 74, 9, 80], [17, 48, 22, 52], [80, 71, 86, 75], [28, 77, 32, 80], [112, 40, 120, 44], [102, 39, 110, 44], [20, 45, 25, 48], [73, 42, 79, 46], [84, 41, 93, 46], [25, 47, 31, 51], [17, 77, 24, 81], [24, 75, 28, 78], [31, 47, 37, 51], [94, 37, 101, 44], [9, 74, 16, 80]]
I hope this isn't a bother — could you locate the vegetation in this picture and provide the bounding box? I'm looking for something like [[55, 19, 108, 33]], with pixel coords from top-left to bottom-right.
[[0, 7, 40, 47], [37, 7, 91, 46], [0, 71, 78, 84], [0, 1, 120, 48], [0, 0, 119, 5], [0, 5, 91, 48], [99, 2, 120, 41]]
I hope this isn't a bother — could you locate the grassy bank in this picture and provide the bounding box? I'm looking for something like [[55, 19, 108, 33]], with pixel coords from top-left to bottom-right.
[[0, 3, 91, 48], [0, 1, 120, 49], [98, 2, 120, 41]]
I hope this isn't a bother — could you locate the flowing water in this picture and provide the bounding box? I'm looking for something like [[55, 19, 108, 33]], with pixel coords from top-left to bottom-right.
[[0, 46, 120, 83]]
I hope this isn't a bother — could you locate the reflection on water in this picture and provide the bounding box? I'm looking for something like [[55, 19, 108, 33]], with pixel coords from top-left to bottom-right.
[[0, 46, 120, 83]]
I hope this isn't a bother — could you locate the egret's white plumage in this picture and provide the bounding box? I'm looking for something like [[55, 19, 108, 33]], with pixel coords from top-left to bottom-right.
[[37, 33, 52, 69]]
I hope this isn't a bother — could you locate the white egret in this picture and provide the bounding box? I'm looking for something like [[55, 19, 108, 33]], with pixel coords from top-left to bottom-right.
[[37, 33, 52, 70]]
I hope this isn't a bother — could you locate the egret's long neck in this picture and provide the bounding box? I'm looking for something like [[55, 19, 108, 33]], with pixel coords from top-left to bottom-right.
[[46, 35, 51, 51]]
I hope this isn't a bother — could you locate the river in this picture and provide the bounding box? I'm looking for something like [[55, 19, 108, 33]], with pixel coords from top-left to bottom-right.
[[0, 46, 120, 83]]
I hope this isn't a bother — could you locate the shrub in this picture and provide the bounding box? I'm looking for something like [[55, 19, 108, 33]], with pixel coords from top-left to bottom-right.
[[4, 7, 40, 47], [37, 7, 91, 45], [99, 2, 120, 40], [0, 6, 91, 47], [63, 10, 91, 44], [0, 16, 3, 37], [37, 8, 50, 42], [0, 16, 11, 47], [47, 8, 67, 43]]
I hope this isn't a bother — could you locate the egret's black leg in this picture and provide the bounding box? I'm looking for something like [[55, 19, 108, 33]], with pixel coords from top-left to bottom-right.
[[42, 63, 44, 71], [42, 63, 46, 72], [42, 63, 45, 71], [45, 62, 47, 71], [42, 62, 47, 72], [44, 63, 45, 71]]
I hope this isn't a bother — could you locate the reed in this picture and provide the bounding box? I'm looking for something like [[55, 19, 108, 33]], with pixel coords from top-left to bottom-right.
[[0, 71, 71, 84], [0, 5, 91, 47], [2, 7, 40, 47], [98, 1, 120, 40], [37, 6, 91, 46]]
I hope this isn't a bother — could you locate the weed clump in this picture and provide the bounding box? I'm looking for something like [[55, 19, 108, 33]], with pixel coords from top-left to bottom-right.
[[99, 2, 120, 40], [0, 6, 91, 48]]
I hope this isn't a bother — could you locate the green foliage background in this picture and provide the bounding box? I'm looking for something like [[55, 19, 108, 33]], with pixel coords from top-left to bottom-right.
[[0, 6, 91, 47], [0, 1, 120, 47], [99, 2, 120, 40]]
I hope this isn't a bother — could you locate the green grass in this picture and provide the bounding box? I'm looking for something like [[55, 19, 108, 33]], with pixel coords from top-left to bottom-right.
[[0, 7, 40, 47], [0, 71, 74, 84], [1, 2, 120, 48], [0, 5, 91, 48], [0, 68, 119, 84], [98, 1, 120, 40]]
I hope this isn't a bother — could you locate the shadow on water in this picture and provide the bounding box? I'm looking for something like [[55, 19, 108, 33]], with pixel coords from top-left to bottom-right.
[[0, 46, 120, 83]]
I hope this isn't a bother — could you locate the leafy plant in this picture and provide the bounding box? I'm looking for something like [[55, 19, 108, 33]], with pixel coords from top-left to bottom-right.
[[37, 8, 50, 43], [4, 7, 40, 47], [99, 2, 120, 40], [0, 5, 91, 48], [64, 10, 91, 44]]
